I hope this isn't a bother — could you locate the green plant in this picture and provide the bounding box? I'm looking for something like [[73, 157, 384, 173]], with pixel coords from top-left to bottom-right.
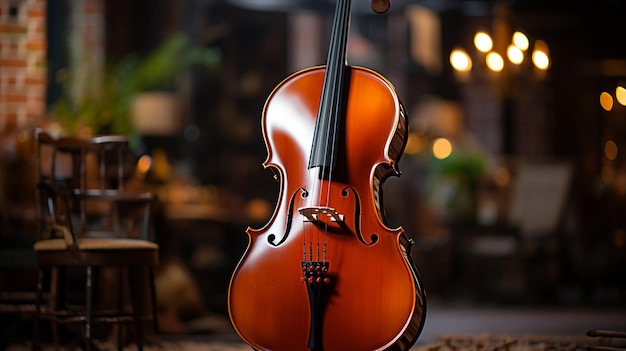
[[424, 147, 488, 223], [52, 33, 220, 138]]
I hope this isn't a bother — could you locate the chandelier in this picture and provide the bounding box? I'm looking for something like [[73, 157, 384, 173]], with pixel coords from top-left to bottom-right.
[[448, 1, 550, 75]]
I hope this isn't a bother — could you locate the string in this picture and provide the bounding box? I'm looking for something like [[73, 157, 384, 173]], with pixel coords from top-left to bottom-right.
[[322, 0, 351, 263], [303, 0, 351, 264]]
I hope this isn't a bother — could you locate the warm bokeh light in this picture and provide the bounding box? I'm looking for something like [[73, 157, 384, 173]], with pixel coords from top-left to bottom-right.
[[512, 31, 529, 51], [450, 49, 472, 72], [474, 32, 493, 53], [616, 86, 626, 106], [605, 140, 618, 161], [600, 91, 614, 111], [532, 40, 550, 70], [432, 138, 452, 159], [507, 45, 524, 64], [486, 52, 504, 72], [494, 166, 510, 187], [404, 132, 425, 155], [136, 154, 153, 174], [451, 31, 549, 74], [532, 50, 550, 70]]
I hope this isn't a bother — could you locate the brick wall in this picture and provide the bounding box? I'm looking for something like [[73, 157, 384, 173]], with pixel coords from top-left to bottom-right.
[[0, 0, 105, 135], [0, 0, 105, 229], [0, 0, 47, 132]]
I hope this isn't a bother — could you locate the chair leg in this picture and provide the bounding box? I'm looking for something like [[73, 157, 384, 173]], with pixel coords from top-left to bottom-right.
[[129, 267, 144, 351], [51, 268, 60, 350], [33, 267, 61, 351], [84, 266, 94, 351], [149, 267, 159, 335], [32, 269, 44, 351], [117, 267, 125, 351]]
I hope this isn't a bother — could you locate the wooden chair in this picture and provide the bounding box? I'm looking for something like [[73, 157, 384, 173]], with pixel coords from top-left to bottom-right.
[[463, 161, 573, 302], [33, 129, 159, 350]]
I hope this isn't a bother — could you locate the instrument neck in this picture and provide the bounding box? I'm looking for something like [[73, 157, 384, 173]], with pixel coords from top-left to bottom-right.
[[308, 0, 352, 173]]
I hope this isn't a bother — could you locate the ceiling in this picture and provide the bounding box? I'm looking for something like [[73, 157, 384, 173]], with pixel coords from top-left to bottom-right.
[[224, 0, 626, 62], [225, 0, 626, 15]]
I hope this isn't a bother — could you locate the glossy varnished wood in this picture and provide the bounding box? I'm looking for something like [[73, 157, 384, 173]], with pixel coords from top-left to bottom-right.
[[228, 66, 426, 351]]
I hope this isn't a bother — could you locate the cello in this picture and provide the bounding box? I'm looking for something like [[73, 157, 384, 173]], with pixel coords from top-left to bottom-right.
[[228, 0, 426, 349]]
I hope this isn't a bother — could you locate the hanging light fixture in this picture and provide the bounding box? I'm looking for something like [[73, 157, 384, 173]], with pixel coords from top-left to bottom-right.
[[449, 2, 550, 74], [450, 48, 472, 72], [474, 32, 493, 53], [446, 0, 551, 157], [531, 39, 551, 70]]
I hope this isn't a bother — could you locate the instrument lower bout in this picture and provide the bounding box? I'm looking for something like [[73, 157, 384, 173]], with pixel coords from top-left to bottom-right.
[[228, 200, 424, 350]]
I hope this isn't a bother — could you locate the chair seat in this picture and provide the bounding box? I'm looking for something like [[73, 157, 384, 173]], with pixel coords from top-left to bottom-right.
[[34, 239, 159, 267], [34, 238, 158, 251]]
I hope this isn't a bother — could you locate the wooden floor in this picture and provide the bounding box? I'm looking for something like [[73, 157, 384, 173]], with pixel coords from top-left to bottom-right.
[[419, 303, 626, 343], [3, 303, 625, 350], [166, 303, 626, 349]]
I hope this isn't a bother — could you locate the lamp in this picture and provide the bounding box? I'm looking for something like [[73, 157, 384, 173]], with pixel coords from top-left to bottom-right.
[[450, 31, 550, 75], [449, 0, 550, 76], [448, 0, 551, 155]]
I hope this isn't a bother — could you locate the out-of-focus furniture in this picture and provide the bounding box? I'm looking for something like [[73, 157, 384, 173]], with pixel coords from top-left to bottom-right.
[[0, 232, 38, 349], [0, 234, 38, 310], [0, 128, 42, 347], [587, 329, 626, 351], [33, 129, 159, 350], [464, 161, 573, 302]]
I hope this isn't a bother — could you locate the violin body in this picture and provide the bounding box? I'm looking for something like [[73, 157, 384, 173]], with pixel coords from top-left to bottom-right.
[[228, 66, 426, 351]]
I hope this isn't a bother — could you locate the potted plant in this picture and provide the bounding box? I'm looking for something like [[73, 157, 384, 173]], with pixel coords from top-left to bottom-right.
[[51, 33, 220, 144]]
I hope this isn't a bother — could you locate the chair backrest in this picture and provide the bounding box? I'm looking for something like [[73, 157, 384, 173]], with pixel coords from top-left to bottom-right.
[[34, 129, 152, 244], [508, 162, 573, 238]]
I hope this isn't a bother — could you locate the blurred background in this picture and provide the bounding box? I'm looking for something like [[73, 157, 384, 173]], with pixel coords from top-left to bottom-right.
[[1, 0, 625, 338]]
